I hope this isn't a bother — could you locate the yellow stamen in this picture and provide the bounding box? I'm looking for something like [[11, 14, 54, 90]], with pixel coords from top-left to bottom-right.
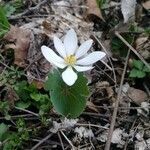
[[64, 55, 76, 66]]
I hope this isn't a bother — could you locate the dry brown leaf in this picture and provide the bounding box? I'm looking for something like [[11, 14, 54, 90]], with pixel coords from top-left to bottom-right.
[[4, 25, 31, 67], [142, 1, 150, 10], [136, 36, 148, 48], [87, 101, 99, 112], [42, 20, 51, 34], [135, 35, 150, 59], [127, 87, 148, 105], [32, 80, 44, 89], [86, 0, 104, 21], [4, 87, 19, 108]]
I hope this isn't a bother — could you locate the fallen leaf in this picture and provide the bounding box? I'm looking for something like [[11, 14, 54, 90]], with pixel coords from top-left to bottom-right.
[[146, 138, 150, 149], [136, 36, 148, 49], [111, 128, 123, 144], [121, 0, 136, 23], [135, 130, 144, 141], [4, 25, 31, 67], [137, 102, 149, 117], [135, 140, 147, 150], [97, 130, 108, 142], [86, 0, 104, 21], [32, 80, 44, 89], [142, 1, 150, 10], [135, 35, 150, 59], [42, 20, 51, 34], [87, 101, 99, 112], [127, 87, 148, 105], [50, 118, 78, 133], [4, 87, 19, 108], [75, 127, 94, 138]]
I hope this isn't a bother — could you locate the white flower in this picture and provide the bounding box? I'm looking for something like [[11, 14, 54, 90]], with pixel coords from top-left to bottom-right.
[[41, 29, 106, 86]]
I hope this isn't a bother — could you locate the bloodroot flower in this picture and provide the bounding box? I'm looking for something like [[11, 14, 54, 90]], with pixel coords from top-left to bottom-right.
[[41, 29, 106, 86]]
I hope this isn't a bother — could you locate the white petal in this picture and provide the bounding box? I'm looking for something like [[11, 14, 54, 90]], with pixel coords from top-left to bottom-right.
[[74, 65, 93, 72], [75, 39, 93, 58], [62, 67, 77, 86], [54, 36, 66, 58], [64, 29, 78, 55], [76, 51, 106, 66], [41, 45, 66, 69]]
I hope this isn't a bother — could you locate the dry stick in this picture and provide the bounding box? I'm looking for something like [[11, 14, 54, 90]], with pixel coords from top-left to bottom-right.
[[115, 31, 150, 70], [101, 60, 113, 71], [24, 53, 42, 71], [51, 4, 88, 9], [58, 131, 65, 150], [15, 107, 39, 117], [60, 130, 75, 150], [95, 106, 150, 109], [123, 117, 138, 150], [95, 68, 116, 83], [0, 114, 33, 120], [104, 49, 131, 150], [82, 112, 110, 118], [31, 133, 53, 150], [9, 0, 48, 20], [143, 82, 150, 97], [92, 35, 117, 85], [76, 123, 109, 130]]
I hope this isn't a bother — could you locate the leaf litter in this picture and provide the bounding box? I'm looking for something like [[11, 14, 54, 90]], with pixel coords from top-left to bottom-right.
[[4, 25, 31, 67], [0, 0, 150, 149]]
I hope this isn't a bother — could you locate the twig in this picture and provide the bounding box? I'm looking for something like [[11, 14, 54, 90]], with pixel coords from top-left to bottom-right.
[[31, 133, 53, 150], [104, 49, 131, 150], [0, 114, 34, 120], [92, 35, 117, 86], [32, 138, 67, 147], [95, 106, 150, 109], [24, 53, 42, 71], [95, 68, 116, 84], [115, 31, 150, 70], [15, 107, 39, 117], [124, 117, 138, 150], [51, 4, 88, 9], [143, 82, 150, 97], [9, 0, 48, 20], [60, 130, 76, 150], [76, 123, 109, 130], [0, 58, 14, 71], [82, 112, 109, 118], [58, 131, 65, 150], [101, 60, 113, 71]]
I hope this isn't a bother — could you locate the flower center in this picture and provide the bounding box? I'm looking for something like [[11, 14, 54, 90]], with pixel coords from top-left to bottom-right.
[[64, 55, 76, 66]]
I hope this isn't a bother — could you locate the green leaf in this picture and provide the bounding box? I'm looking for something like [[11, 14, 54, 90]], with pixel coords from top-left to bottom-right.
[[39, 104, 51, 116], [0, 29, 8, 37], [16, 101, 31, 109], [45, 69, 89, 118], [30, 93, 48, 102], [3, 4, 16, 17], [30, 93, 42, 102], [129, 68, 146, 78], [111, 34, 134, 57], [0, 6, 10, 32], [143, 65, 150, 73], [132, 59, 144, 70], [15, 81, 37, 101], [0, 123, 8, 140]]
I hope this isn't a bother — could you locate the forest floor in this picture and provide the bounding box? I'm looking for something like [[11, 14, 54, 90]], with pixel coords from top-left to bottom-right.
[[0, 0, 150, 150]]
